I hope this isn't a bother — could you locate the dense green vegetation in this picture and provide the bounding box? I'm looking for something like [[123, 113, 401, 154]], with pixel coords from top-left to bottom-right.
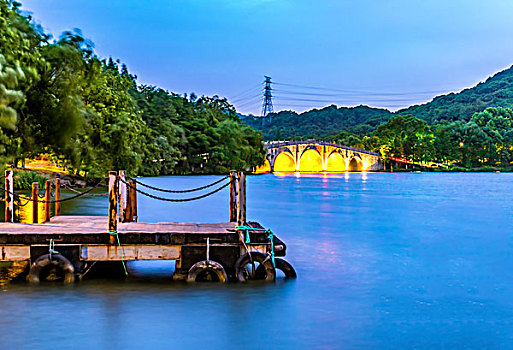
[[245, 61, 513, 169], [0, 1, 265, 177], [344, 108, 513, 168], [400, 67, 513, 124], [244, 105, 394, 140]]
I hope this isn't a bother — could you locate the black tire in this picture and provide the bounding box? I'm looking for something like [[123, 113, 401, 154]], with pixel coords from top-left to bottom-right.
[[27, 253, 75, 284], [186, 260, 228, 283], [235, 252, 275, 282], [256, 258, 297, 279]]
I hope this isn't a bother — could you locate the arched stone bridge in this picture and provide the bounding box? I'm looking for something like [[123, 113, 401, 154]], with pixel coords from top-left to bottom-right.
[[258, 141, 383, 173]]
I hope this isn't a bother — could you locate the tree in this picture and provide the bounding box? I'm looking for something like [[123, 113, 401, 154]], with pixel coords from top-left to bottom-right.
[[0, 54, 24, 167]]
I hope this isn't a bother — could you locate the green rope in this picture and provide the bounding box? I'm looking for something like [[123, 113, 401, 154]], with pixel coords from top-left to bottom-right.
[[49, 238, 59, 261], [109, 230, 128, 276], [235, 225, 276, 267], [267, 230, 275, 267]]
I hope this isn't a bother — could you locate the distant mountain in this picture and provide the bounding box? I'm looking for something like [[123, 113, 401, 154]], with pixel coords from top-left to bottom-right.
[[244, 65, 513, 140], [400, 65, 513, 123], [244, 105, 394, 140]]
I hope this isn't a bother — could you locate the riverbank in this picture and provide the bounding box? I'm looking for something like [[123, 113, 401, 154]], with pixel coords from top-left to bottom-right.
[[10, 168, 90, 190], [390, 165, 513, 172]]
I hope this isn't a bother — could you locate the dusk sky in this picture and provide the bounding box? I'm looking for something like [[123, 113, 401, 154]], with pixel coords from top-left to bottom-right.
[[20, 0, 513, 115]]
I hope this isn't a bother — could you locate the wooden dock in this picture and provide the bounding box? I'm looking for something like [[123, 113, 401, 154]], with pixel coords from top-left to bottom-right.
[[1, 171, 294, 284]]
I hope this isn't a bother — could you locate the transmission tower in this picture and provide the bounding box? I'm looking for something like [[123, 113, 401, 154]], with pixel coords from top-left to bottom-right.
[[261, 76, 274, 123]]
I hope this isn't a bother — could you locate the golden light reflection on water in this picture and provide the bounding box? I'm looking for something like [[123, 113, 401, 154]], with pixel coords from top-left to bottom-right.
[[16, 195, 47, 223], [0, 261, 28, 286]]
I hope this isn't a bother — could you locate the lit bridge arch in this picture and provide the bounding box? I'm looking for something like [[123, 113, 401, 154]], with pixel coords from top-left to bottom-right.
[[257, 141, 383, 173]]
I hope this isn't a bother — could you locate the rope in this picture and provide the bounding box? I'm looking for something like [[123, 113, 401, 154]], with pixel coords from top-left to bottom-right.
[[237, 230, 254, 268], [0, 178, 105, 203], [62, 183, 109, 197], [129, 175, 229, 193], [267, 230, 275, 267], [15, 195, 31, 207], [108, 230, 128, 276], [120, 177, 232, 202], [49, 239, 59, 261], [79, 261, 97, 279], [236, 226, 276, 267]]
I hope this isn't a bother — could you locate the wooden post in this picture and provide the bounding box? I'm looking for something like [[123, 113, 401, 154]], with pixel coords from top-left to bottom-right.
[[229, 171, 237, 222], [4, 170, 13, 222], [54, 178, 61, 216], [108, 171, 117, 244], [125, 181, 132, 222], [130, 179, 138, 222], [118, 170, 127, 223], [237, 172, 246, 226], [31, 182, 38, 224], [44, 180, 51, 222]]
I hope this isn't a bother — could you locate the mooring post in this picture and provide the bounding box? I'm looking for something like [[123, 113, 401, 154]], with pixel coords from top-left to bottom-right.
[[44, 180, 51, 222], [229, 171, 237, 222], [125, 181, 132, 222], [108, 171, 117, 244], [31, 182, 39, 224], [130, 179, 138, 222], [237, 172, 246, 225], [4, 170, 13, 222], [118, 170, 127, 223], [54, 178, 61, 216]]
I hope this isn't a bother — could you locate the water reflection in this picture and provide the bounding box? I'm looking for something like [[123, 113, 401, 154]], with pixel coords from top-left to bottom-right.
[[0, 173, 513, 349], [16, 195, 49, 223], [0, 261, 28, 286]]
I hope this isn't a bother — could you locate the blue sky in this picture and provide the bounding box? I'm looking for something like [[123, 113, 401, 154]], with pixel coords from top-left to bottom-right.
[[20, 0, 513, 115]]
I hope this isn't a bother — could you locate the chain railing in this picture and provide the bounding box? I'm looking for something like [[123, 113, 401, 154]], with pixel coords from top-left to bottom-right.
[[2, 170, 244, 226], [119, 176, 232, 202], [128, 175, 229, 193], [0, 179, 106, 204]]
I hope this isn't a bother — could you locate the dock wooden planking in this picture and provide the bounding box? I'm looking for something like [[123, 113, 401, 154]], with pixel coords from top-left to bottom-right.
[[0, 216, 257, 245], [0, 216, 237, 235]]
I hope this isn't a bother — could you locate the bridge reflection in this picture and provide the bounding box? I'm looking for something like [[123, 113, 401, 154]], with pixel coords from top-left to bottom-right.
[[255, 141, 383, 173]]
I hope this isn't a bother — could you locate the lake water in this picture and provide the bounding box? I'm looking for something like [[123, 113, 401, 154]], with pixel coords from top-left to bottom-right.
[[1, 172, 513, 349]]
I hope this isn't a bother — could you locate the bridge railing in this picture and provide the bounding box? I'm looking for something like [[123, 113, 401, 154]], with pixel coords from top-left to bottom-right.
[[264, 140, 380, 156]]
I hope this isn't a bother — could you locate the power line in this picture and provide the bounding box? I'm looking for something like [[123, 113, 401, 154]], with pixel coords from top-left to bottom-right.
[[273, 88, 439, 98], [274, 96, 425, 104], [229, 83, 264, 100], [237, 98, 262, 109], [231, 92, 263, 104], [273, 81, 448, 96]]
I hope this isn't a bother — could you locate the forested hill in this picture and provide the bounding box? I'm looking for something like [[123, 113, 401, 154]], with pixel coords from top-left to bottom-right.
[[246, 64, 513, 140], [244, 105, 394, 140], [400, 65, 513, 123], [0, 1, 265, 177]]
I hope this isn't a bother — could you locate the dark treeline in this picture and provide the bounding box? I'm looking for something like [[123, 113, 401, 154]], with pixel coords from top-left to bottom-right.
[[333, 108, 513, 168], [0, 1, 265, 177]]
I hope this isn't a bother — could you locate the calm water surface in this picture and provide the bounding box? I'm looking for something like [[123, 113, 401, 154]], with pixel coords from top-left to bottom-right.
[[1, 173, 513, 349]]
